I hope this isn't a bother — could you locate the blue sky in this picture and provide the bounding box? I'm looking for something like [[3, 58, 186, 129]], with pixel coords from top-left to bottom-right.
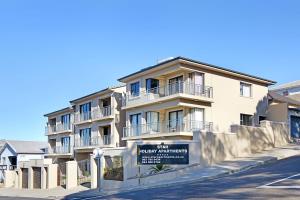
[[0, 0, 299, 141]]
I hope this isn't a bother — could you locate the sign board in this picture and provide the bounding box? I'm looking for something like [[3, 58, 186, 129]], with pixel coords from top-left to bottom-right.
[[0, 165, 7, 170], [137, 144, 189, 165]]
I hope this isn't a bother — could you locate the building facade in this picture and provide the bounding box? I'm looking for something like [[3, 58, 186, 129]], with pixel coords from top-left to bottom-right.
[[119, 57, 275, 141], [44, 85, 126, 186], [0, 140, 46, 183], [269, 81, 300, 139]]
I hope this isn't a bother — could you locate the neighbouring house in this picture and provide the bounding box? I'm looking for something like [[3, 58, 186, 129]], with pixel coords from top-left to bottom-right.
[[267, 91, 300, 139], [0, 140, 47, 183], [44, 85, 126, 187], [270, 80, 300, 101], [0, 140, 5, 151]]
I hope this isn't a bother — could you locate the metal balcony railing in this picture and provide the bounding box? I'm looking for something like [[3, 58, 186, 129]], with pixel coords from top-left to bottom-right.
[[123, 120, 213, 138], [103, 135, 111, 145], [45, 123, 72, 135], [75, 111, 92, 123], [92, 106, 113, 120], [75, 136, 99, 147], [123, 82, 213, 107], [53, 146, 71, 154]]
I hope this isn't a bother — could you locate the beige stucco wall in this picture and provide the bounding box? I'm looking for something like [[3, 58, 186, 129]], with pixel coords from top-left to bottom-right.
[[13, 159, 57, 189], [267, 102, 288, 123], [99, 120, 289, 190], [123, 62, 269, 134]]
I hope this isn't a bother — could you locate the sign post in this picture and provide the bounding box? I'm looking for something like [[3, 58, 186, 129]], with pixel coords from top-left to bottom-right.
[[93, 148, 104, 190]]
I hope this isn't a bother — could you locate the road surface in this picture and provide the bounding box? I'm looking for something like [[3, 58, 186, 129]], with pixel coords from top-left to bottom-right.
[[66, 155, 300, 200]]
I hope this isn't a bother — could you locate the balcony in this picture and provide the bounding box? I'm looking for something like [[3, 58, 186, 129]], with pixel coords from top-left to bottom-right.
[[92, 106, 114, 121], [123, 120, 213, 139], [75, 106, 114, 125], [45, 123, 72, 135], [103, 134, 111, 145], [75, 112, 92, 124], [123, 82, 213, 109], [48, 146, 71, 155], [74, 135, 112, 149]]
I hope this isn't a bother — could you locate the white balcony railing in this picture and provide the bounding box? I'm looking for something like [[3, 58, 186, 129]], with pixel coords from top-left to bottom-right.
[[103, 135, 111, 145], [75, 135, 111, 148], [48, 146, 71, 154], [45, 123, 72, 135], [123, 120, 213, 138], [123, 82, 213, 107], [92, 106, 113, 120], [75, 111, 92, 123], [75, 106, 113, 123]]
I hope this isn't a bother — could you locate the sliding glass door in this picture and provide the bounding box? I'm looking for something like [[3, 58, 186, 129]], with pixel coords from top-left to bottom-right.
[[169, 110, 183, 132], [169, 76, 183, 95], [80, 103, 91, 121], [130, 113, 142, 136], [146, 112, 160, 132]]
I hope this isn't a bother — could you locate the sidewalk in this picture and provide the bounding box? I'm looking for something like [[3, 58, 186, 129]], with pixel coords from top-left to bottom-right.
[[1, 144, 300, 199]]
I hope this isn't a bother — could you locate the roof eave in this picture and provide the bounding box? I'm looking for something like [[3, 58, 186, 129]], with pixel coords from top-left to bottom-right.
[[118, 56, 276, 85]]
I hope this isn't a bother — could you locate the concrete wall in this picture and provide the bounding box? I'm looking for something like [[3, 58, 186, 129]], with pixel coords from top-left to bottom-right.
[[99, 120, 290, 190], [11, 159, 58, 189], [267, 102, 289, 123]]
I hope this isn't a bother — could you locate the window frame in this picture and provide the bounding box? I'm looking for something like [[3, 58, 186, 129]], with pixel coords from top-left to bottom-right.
[[240, 114, 253, 126], [240, 82, 252, 97], [130, 82, 140, 97]]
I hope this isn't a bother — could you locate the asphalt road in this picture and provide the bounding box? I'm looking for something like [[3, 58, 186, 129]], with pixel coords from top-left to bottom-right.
[[68, 155, 300, 200], [0, 198, 46, 200]]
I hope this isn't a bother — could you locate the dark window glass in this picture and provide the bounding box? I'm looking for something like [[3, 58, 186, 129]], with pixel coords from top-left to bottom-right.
[[240, 114, 253, 126]]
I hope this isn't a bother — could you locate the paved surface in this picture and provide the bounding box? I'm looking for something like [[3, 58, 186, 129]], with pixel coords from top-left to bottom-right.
[[1, 145, 300, 199], [66, 156, 300, 200], [0, 197, 47, 200]]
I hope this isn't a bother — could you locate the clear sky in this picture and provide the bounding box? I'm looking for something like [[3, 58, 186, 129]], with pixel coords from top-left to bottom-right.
[[0, 0, 299, 141]]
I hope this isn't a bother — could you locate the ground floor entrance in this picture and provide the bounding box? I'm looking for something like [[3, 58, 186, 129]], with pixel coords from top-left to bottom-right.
[[21, 168, 28, 189]]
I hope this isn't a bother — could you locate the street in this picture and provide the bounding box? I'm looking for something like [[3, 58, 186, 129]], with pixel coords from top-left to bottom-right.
[[66, 155, 300, 200]]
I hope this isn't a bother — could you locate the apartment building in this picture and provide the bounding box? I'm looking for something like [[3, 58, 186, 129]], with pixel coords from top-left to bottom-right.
[[69, 86, 125, 162], [119, 57, 276, 141], [44, 107, 74, 164]]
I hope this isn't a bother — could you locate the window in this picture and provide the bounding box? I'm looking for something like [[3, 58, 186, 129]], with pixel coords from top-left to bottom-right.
[[169, 76, 183, 95], [130, 82, 140, 97], [61, 137, 70, 152], [146, 111, 160, 132], [80, 103, 91, 120], [240, 82, 252, 97], [79, 128, 91, 146], [61, 137, 70, 147], [240, 114, 253, 126], [259, 116, 267, 124], [61, 114, 71, 130], [190, 108, 204, 130], [130, 113, 142, 136], [146, 79, 159, 93], [169, 110, 183, 131]]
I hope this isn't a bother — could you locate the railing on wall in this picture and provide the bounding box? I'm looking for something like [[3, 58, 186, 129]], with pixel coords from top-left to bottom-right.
[[45, 123, 72, 135], [123, 120, 213, 138], [123, 82, 213, 107]]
